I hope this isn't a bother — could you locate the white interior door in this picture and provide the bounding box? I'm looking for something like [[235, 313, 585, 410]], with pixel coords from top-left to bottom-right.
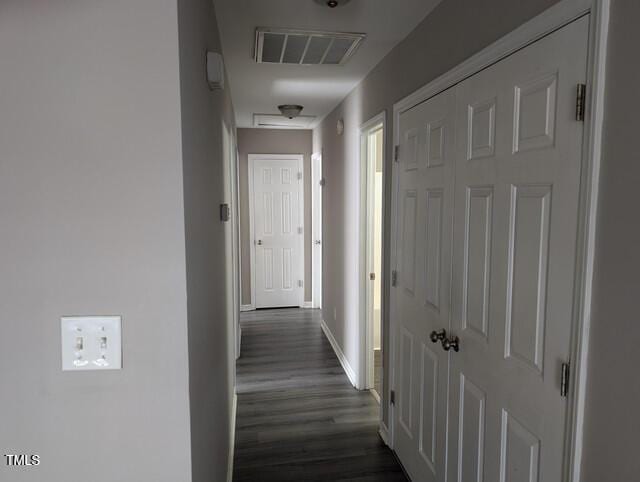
[[391, 15, 589, 482], [447, 17, 589, 482], [312, 153, 323, 309], [251, 156, 304, 308], [392, 88, 456, 482]]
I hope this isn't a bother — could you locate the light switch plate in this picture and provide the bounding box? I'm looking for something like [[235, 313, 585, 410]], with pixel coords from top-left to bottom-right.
[[61, 316, 122, 371]]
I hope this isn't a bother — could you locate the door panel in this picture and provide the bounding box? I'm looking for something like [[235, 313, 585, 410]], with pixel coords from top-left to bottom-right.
[[463, 186, 493, 340], [424, 189, 443, 310], [252, 158, 303, 308], [448, 16, 589, 482], [419, 343, 439, 471], [457, 374, 486, 482], [393, 88, 455, 482]]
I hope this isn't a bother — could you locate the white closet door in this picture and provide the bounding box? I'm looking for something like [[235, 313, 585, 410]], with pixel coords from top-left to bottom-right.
[[392, 89, 456, 482], [447, 16, 589, 482]]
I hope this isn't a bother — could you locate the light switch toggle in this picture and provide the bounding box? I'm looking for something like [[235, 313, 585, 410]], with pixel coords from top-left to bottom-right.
[[73, 335, 89, 367]]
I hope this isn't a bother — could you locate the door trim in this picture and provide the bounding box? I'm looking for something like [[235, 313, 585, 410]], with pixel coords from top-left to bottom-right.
[[311, 152, 323, 309], [248, 154, 305, 309], [358, 112, 387, 432], [389, 1, 609, 479]]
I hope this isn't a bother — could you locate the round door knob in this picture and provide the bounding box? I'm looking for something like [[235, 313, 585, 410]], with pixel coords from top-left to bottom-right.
[[430, 329, 446, 343], [442, 336, 460, 352], [314, 240, 321, 245]]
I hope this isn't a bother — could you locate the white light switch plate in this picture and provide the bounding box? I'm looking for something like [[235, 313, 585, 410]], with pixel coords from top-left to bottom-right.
[[61, 316, 122, 371]]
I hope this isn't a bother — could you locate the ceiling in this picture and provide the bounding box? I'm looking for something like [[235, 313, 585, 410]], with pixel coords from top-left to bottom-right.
[[213, 0, 443, 129]]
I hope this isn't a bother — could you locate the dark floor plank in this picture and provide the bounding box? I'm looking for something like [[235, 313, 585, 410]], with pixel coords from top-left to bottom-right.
[[233, 308, 407, 481]]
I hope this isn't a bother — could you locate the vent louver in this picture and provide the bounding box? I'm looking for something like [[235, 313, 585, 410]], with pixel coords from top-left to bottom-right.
[[255, 28, 365, 65]]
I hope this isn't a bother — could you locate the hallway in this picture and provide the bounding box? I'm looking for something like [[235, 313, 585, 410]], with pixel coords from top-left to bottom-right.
[[233, 308, 407, 481]]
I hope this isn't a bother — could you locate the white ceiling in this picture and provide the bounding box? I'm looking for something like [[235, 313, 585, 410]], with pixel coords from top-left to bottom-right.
[[213, 0, 443, 129]]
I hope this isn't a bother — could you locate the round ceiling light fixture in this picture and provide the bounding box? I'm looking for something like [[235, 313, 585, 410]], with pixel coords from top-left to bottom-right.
[[314, 0, 351, 8], [278, 104, 304, 119]]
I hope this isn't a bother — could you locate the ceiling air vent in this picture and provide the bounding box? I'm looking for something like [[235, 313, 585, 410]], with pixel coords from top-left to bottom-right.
[[255, 28, 365, 65]]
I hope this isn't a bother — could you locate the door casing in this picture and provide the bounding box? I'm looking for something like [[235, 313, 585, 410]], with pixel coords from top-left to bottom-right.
[[312, 152, 323, 309], [387, 2, 610, 482], [248, 154, 305, 309]]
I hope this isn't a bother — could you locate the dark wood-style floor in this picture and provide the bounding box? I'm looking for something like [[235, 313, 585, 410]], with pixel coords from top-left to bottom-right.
[[233, 308, 407, 481]]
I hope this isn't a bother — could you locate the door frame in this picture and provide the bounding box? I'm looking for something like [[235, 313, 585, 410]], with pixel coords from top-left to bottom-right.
[[311, 152, 323, 309], [358, 111, 386, 398], [248, 154, 305, 309], [234, 145, 242, 359], [226, 131, 241, 360], [388, 1, 609, 481]]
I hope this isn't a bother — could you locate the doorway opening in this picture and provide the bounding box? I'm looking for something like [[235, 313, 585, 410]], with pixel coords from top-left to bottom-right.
[[359, 113, 385, 403]]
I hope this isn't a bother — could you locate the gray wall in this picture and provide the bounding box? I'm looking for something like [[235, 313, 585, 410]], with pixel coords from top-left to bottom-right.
[[581, 1, 640, 480], [177, 0, 237, 481], [313, 0, 559, 431], [237, 128, 313, 305], [0, 0, 193, 481]]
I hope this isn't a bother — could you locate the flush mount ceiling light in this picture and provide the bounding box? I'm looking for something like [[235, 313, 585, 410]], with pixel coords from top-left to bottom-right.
[[278, 104, 304, 119], [253, 114, 316, 129], [313, 0, 352, 7], [255, 27, 366, 66]]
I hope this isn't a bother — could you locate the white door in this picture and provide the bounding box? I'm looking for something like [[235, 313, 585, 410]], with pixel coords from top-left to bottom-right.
[[447, 17, 588, 482], [392, 88, 456, 482], [250, 156, 304, 308], [312, 153, 323, 309]]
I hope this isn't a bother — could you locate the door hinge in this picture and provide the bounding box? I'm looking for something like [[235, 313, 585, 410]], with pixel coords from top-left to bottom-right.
[[297, 226, 303, 234], [390, 390, 396, 405], [391, 270, 398, 287], [394, 145, 400, 162], [297, 171, 303, 180], [576, 84, 586, 121], [298, 280, 303, 288], [369, 272, 376, 281], [560, 362, 570, 398]]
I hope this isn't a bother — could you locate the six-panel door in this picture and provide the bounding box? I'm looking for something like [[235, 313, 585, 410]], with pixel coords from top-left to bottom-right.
[[391, 15, 589, 482], [393, 88, 455, 482], [253, 158, 303, 308]]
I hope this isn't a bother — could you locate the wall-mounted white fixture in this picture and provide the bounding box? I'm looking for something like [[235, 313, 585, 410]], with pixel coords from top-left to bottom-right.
[[336, 118, 344, 135], [278, 104, 304, 119], [61, 316, 122, 371], [206, 52, 225, 90]]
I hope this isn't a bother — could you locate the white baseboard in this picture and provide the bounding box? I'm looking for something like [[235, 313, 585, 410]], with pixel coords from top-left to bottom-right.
[[320, 319, 357, 388], [379, 423, 392, 448], [240, 304, 254, 312], [302, 301, 314, 309], [227, 392, 237, 482]]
